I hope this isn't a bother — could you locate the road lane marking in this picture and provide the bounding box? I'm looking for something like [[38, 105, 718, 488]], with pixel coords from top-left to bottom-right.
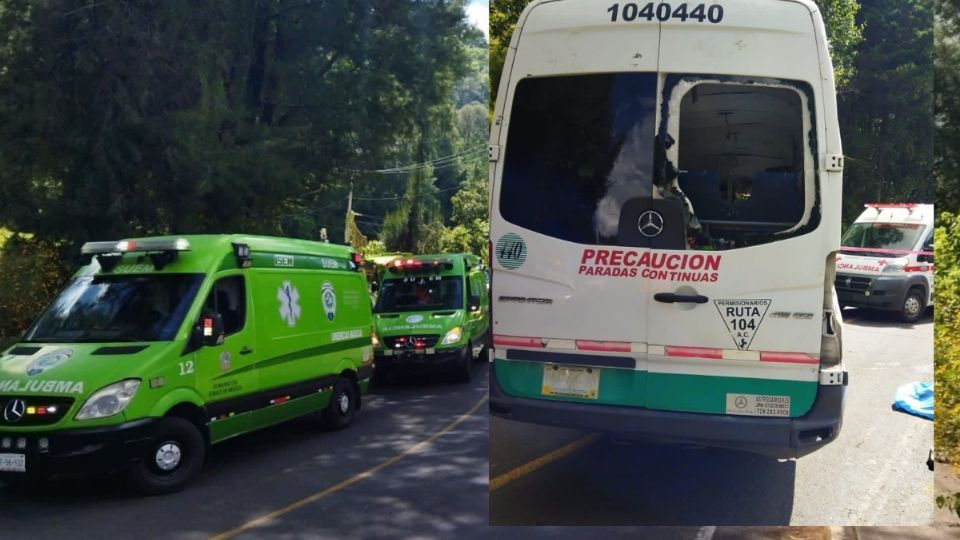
[[489, 433, 603, 492], [209, 393, 489, 540]]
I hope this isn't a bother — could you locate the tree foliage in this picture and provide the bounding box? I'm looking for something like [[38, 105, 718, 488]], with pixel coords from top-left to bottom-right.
[[0, 0, 479, 247], [935, 0, 960, 493], [936, 213, 960, 468], [0, 0, 490, 341], [937, 0, 960, 211], [839, 0, 933, 226]]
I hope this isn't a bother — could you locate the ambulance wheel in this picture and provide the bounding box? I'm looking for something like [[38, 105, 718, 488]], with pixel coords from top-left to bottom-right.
[[455, 345, 472, 383], [322, 377, 356, 430], [128, 417, 205, 495], [899, 288, 925, 323]]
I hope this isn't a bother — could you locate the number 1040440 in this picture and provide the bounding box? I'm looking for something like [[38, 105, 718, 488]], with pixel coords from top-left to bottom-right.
[[607, 3, 724, 23]]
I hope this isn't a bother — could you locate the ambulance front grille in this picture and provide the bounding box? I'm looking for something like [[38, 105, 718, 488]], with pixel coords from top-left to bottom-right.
[[0, 396, 74, 426], [834, 274, 872, 294], [383, 335, 441, 349]]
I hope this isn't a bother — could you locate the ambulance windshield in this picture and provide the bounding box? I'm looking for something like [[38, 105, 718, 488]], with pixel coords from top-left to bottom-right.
[[841, 222, 924, 254], [374, 276, 463, 313], [25, 274, 204, 343]]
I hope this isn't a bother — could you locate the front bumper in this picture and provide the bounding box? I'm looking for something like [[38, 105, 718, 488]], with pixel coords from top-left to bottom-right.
[[0, 418, 157, 478], [490, 364, 847, 459], [835, 272, 911, 311], [374, 346, 465, 372]]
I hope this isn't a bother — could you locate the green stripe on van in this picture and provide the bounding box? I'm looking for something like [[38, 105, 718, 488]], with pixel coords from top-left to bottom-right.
[[494, 359, 816, 417], [214, 337, 370, 379]]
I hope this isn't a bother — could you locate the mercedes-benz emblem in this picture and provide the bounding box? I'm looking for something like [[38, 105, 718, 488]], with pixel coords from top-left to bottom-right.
[[3, 399, 26, 423], [406, 337, 417, 349], [637, 210, 665, 238]]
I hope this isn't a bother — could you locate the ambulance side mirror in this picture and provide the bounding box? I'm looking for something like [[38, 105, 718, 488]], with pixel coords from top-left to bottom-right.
[[918, 244, 934, 264], [468, 296, 481, 312], [193, 313, 226, 348]]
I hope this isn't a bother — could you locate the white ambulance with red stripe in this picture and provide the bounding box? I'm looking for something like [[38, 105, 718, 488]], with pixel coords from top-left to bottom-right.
[[488, 0, 847, 458], [836, 203, 934, 323]]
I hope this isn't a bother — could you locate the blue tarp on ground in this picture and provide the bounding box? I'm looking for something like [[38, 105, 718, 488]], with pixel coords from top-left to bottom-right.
[[892, 381, 933, 420]]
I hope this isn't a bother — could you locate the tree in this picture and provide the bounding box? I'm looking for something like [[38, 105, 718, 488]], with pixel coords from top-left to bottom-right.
[[0, 0, 486, 341], [0, 0, 477, 248], [936, 0, 960, 211], [839, 0, 933, 225], [440, 177, 488, 259], [818, 0, 865, 91]]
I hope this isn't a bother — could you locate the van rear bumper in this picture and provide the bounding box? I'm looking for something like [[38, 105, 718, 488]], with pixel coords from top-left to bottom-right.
[[490, 366, 846, 459], [0, 418, 156, 479]]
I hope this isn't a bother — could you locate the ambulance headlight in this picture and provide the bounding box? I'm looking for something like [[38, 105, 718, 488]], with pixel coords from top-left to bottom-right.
[[883, 263, 905, 273], [76, 380, 140, 420], [440, 326, 464, 346]]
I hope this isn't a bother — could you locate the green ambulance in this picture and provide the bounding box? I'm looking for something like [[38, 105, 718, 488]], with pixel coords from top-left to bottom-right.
[[371, 254, 489, 383], [0, 235, 374, 493]]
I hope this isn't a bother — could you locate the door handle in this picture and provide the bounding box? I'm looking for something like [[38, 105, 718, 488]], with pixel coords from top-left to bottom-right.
[[239, 346, 254, 355], [654, 293, 709, 304]]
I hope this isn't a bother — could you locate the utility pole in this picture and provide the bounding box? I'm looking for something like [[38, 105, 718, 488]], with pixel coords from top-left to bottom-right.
[[345, 183, 353, 244]]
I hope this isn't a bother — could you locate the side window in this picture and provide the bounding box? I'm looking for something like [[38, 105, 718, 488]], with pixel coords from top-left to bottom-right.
[[674, 81, 814, 250], [466, 274, 474, 298], [922, 230, 934, 263], [204, 276, 246, 336]]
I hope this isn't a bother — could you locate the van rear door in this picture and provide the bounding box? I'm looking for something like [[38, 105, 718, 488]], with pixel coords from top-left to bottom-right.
[[491, 0, 662, 404], [643, 0, 830, 417]]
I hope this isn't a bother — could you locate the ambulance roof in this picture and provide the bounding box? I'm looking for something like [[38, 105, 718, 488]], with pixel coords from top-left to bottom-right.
[[854, 204, 933, 225], [78, 234, 355, 276]]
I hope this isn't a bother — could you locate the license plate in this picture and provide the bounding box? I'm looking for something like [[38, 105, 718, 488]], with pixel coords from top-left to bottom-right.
[[0, 453, 25, 473], [542, 364, 600, 399]]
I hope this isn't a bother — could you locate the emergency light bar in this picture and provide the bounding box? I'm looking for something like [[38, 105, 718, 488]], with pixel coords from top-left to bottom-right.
[[864, 203, 917, 209], [388, 258, 454, 273], [232, 242, 253, 269], [81, 238, 192, 255], [80, 238, 191, 272]]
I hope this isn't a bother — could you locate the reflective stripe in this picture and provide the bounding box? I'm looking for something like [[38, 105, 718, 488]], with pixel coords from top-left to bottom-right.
[[493, 335, 543, 348], [495, 335, 819, 365], [760, 352, 819, 364], [666, 346, 723, 360], [575, 340, 631, 352]]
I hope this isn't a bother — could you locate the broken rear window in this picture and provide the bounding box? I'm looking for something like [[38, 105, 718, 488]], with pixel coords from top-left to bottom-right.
[[669, 79, 819, 250]]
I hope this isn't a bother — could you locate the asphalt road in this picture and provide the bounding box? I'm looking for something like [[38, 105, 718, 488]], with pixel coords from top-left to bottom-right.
[[490, 307, 934, 526], [0, 362, 490, 540]]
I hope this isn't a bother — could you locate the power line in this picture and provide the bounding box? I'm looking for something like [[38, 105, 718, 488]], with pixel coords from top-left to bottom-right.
[[342, 146, 486, 175]]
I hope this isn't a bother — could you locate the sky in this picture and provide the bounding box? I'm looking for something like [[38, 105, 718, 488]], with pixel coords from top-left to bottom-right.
[[466, 0, 489, 40]]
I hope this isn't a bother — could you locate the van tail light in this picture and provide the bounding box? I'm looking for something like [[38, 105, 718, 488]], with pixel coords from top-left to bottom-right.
[[352, 252, 363, 271]]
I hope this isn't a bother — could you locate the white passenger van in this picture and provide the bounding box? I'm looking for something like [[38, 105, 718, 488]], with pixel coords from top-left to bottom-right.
[[488, 0, 847, 457], [836, 203, 934, 323]]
